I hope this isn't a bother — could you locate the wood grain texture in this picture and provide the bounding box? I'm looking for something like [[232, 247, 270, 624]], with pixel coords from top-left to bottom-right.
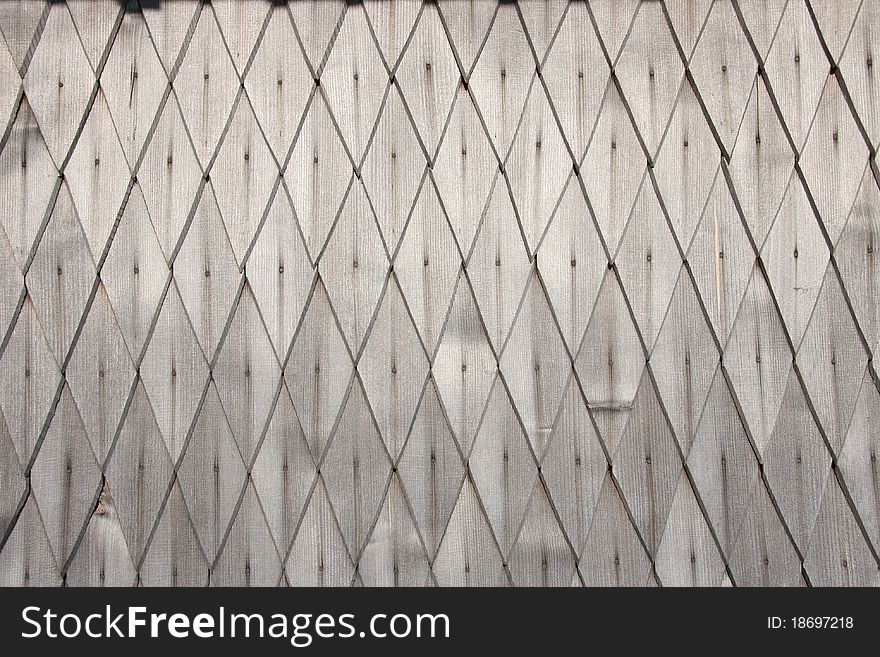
[[0, 0, 878, 587], [0, 97, 58, 268], [102, 7, 167, 165], [243, 4, 312, 160], [23, 3, 95, 165], [174, 6, 239, 166], [65, 90, 129, 259], [541, 1, 608, 161]]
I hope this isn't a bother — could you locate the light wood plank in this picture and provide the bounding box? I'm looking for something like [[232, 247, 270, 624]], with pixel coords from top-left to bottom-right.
[[613, 0, 684, 157], [650, 273, 719, 455], [723, 265, 793, 454], [0, 226, 25, 341], [101, 6, 167, 164], [0, 407, 26, 537], [809, 0, 861, 63], [394, 177, 460, 354], [320, 2, 387, 163], [101, 182, 170, 360], [212, 482, 282, 586], [213, 283, 280, 464], [0, 494, 61, 586], [65, 89, 130, 258], [839, 0, 880, 151], [735, 0, 787, 62], [363, 0, 422, 69], [285, 89, 352, 260], [541, 379, 607, 553], [176, 383, 247, 562], [247, 187, 315, 357], [212, 0, 270, 75], [664, 0, 713, 60], [359, 475, 433, 586], [580, 83, 645, 254], [0, 0, 46, 71], [760, 174, 829, 347], [796, 273, 867, 454], [656, 473, 726, 586], [106, 380, 174, 564], [732, 478, 806, 584], [0, 296, 60, 466], [29, 384, 102, 568], [537, 175, 605, 351], [174, 7, 239, 166], [500, 271, 570, 458], [211, 97, 277, 263], [436, 0, 495, 75], [578, 472, 652, 586], [614, 177, 682, 350], [517, 0, 567, 63], [287, 0, 345, 74], [839, 373, 880, 553], [688, 371, 760, 556], [588, 0, 639, 62], [319, 179, 389, 352], [137, 95, 203, 260], [285, 477, 355, 586], [395, 2, 459, 158], [541, 1, 609, 160], [574, 271, 645, 455], [431, 84, 498, 255], [805, 473, 880, 586], [508, 480, 576, 586], [283, 279, 353, 460], [0, 97, 58, 268], [361, 86, 425, 252], [251, 386, 316, 553], [465, 180, 531, 352], [728, 77, 793, 247], [469, 379, 537, 556], [800, 75, 869, 245], [835, 169, 880, 353], [65, 283, 135, 462], [244, 4, 312, 160], [139, 480, 210, 587], [320, 378, 392, 556], [139, 283, 209, 462], [688, 0, 756, 153], [612, 373, 683, 554], [687, 173, 755, 343], [763, 0, 828, 151], [65, 483, 138, 586], [467, 3, 533, 157], [140, 0, 200, 73], [432, 272, 497, 456], [174, 182, 242, 357], [397, 380, 465, 557], [359, 278, 429, 460], [432, 474, 508, 586], [504, 81, 570, 254], [66, 0, 120, 71], [654, 80, 719, 249], [23, 3, 95, 165], [763, 372, 832, 551], [26, 183, 96, 363]]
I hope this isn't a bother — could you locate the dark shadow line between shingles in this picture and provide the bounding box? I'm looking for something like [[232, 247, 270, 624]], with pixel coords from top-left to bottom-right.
[[16, 0, 51, 79]]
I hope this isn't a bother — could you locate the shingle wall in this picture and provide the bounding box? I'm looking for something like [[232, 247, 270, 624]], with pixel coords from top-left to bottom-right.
[[0, 0, 879, 587]]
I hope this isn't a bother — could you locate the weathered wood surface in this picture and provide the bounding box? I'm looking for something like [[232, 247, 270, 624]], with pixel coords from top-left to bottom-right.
[[0, 0, 879, 587]]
